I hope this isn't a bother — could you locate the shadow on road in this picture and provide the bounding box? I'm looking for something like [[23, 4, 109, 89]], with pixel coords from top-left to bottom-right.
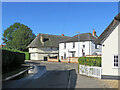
[[2, 62, 77, 89]]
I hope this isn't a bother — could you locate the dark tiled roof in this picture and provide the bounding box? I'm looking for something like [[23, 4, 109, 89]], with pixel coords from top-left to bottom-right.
[[59, 33, 97, 43], [27, 33, 70, 48], [95, 13, 120, 45]]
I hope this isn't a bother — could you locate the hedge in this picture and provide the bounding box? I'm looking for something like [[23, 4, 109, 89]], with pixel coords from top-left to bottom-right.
[[78, 57, 101, 67], [2, 48, 30, 60], [2, 49, 25, 73]]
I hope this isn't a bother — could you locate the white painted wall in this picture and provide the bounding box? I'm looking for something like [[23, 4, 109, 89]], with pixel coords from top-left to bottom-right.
[[118, 23, 120, 76], [29, 47, 58, 60], [59, 41, 101, 61], [102, 24, 120, 76]]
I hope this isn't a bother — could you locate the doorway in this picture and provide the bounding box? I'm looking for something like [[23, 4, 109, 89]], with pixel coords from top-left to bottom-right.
[[44, 57, 48, 61]]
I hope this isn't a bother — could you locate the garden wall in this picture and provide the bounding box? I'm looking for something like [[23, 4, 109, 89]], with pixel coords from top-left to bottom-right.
[[61, 57, 78, 63]]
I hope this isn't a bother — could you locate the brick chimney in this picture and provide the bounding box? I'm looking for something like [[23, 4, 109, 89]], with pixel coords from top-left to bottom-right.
[[61, 34, 64, 36], [93, 29, 96, 36]]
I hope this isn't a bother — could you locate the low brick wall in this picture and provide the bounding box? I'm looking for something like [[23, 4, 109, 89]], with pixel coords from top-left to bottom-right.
[[61, 57, 78, 63], [61, 59, 69, 63], [48, 57, 59, 62], [69, 57, 78, 63], [86, 55, 101, 57]]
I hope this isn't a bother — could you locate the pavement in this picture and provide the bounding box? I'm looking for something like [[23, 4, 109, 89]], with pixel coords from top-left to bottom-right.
[[2, 61, 109, 88]]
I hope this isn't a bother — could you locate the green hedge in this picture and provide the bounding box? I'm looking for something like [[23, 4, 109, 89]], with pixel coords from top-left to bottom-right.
[[2, 48, 30, 60], [2, 49, 25, 73], [78, 57, 101, 67]]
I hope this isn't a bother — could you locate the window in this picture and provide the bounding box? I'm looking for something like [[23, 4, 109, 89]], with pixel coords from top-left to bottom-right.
[[64, 53, 66, 59], [82, 52, 85, 56], [73, 42, 75, 48], [72, 52, 75, 57], [95, 45, 98, 49], [64, 43, 66, 49], [113, 55, 119, 68], [83, 45, 85, 48]]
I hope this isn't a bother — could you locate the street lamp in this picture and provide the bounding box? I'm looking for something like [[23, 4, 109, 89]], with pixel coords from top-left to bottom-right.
[[76, 32, 80, 57]]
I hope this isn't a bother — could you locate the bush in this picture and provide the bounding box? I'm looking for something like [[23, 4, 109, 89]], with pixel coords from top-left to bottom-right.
[[2, 48, 30, 60], [78, 57, 101, 67], [2, 49, 25, 73], [24, 52, 30, 60]]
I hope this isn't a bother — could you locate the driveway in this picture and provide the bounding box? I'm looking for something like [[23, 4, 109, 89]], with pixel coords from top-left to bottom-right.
[[2, 61, 108, 88]]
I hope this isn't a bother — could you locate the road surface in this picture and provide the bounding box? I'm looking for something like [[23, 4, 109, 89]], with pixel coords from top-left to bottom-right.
[[2, 61, 108, 89]]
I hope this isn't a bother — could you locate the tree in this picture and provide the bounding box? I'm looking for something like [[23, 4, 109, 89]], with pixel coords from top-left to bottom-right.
[[2, 23, 36, 51]]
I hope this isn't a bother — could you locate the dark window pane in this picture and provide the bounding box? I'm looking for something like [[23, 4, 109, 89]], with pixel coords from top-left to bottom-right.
[[114, 63, 116, 66], [116, 56, 118, 58], [116, 63, 118, 66]]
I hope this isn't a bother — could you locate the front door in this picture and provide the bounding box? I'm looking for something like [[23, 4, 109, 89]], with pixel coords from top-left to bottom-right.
[[44, 57, 48, 61]]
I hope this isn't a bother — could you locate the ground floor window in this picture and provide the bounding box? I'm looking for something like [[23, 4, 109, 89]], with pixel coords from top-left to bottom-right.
[[72, 52, 75, 57], [113, 55, 119, 68], [82, 52, 85, 56], [64, 53, 66, 59]]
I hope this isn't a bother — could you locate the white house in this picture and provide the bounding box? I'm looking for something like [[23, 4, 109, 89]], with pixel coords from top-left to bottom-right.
[[27, 33, 69, 61], [95, 13, 120, 79], [59, 30, 102, 61]]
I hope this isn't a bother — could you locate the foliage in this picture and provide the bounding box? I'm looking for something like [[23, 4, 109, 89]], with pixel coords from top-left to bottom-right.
[[2, 49, 25, 74], [2, 48, 30, 60], [2, 23, 36, 51], [78, 57, 101, 67]]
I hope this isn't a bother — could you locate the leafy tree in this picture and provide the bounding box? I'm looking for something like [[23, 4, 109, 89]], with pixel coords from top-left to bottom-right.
[[2, 23, 36, 51]]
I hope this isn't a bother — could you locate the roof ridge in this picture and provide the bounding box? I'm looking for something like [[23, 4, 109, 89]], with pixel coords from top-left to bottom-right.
[[38, 33, 70, 37]]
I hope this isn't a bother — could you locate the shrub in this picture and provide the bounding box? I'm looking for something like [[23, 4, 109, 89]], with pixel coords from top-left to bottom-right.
[[24, 52, 30, 60], [2, 48, 30, 60], [78, 57, 101, 67]]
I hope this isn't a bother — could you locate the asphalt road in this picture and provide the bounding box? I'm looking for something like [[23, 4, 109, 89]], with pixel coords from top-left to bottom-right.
[[2, 61, 76, 88], [2, 61, 108, 89]]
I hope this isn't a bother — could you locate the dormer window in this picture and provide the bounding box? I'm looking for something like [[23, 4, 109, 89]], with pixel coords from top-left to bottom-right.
[[44, 38, 49, 42]]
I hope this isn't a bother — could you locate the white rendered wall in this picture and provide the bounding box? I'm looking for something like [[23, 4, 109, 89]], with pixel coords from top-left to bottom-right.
[[29, 47, 58, 60], [102, 24, 119, 76], [59, 41, 101, 61]]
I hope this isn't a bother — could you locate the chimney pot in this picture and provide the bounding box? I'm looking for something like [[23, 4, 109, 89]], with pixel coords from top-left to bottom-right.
[[61, 34, 64, 36], [93, 29, 96, 36]]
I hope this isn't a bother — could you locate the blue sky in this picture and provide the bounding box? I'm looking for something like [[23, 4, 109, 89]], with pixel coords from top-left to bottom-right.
[[2, 2, 118, 44]]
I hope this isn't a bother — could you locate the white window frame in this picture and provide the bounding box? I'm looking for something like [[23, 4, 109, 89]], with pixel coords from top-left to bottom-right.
[[112, 54, 120, 69]]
